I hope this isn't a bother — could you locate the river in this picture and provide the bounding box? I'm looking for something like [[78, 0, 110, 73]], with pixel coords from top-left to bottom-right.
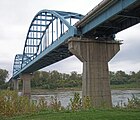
[[31, 90, 140, 107]]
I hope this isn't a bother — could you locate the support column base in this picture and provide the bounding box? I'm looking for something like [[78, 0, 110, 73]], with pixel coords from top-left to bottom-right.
[[12, 79, 19, 91], [20, 73, 32, 98], [68, 37, 121, 108]]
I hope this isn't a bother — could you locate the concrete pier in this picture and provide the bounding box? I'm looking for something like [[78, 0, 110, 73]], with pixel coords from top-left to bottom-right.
[[68, 37, 120, 108], [13, 79, 19, 90], [20, 73, 32, 97]]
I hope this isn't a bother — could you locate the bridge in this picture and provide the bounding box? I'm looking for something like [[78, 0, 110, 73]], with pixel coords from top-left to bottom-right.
[[12, 0, 140, 108]]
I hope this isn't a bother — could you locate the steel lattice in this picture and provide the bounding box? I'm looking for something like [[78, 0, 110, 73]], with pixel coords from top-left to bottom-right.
[[13, 10, 83, 77]]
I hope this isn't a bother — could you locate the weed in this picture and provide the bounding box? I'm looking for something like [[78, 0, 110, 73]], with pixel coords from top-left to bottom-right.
[[0, 90, 37, 117], [48, 96, 64, 111], [126, 94, 140, 109], [68, 92, 91, 111]]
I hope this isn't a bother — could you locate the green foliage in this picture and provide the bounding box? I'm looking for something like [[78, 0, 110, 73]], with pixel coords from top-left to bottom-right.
[[0, 90, 37, 117], [30, 70, 140, 90], [0, 68, 9, 89], [49, 96, 64, 111], [4, 109, 140, 120], [37, 96, 47, 110], [110, 71, 130, 85], [111, 82, 140, 89], [109, 70, 140, 85], [1, 68, 140, 90], [0, 69, 8, 83], [126, 94, 140, 109], [68, 92, 82, 111], [0, 90, 140, 119], [31, 70, 82, 90], [83, 96, 91, 109], [68, 92, 91, 111]]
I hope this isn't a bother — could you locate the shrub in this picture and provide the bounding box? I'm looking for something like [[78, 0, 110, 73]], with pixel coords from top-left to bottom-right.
[[68, 92, 91, 111], [126, 94, 140, 109], [48, 96, 64, 111], [0, 90, 37, 117]]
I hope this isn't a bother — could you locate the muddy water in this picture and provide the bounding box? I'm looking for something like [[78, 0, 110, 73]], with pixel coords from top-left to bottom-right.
[[31, 90, 140, 107]]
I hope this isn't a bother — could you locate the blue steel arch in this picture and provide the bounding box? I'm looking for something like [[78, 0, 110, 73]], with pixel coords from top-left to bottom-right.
[[13, 54, 23, 75], [13, 54, 32, 75], [22, 9, 83, 68]]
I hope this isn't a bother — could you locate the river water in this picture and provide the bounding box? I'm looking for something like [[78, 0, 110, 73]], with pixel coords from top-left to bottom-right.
[[31, 90, 140, 107]]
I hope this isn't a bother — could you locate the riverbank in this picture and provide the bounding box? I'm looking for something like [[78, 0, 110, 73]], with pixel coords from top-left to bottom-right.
[[3, 109, 140, 120], [31, 83, 140, 95], [111, 83, 140, 90], [31, 87, 81, 95]]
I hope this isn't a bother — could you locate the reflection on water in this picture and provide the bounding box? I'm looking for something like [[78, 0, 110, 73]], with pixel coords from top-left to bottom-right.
[[31, 90, 140, 107]]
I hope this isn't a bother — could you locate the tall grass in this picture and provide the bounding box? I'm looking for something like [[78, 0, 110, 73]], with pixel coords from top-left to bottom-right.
[[0, 90, 38, 117], [67, 92, 91, 111], [0, 90, 91, 117], [125, 94, 140, 109], [0, 90, 140, 118]]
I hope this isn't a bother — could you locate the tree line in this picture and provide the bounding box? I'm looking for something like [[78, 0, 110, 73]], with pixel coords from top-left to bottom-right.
[[110, 71, 140, 85], [0, 68, 140, 90], [30, 71, 82, 89]]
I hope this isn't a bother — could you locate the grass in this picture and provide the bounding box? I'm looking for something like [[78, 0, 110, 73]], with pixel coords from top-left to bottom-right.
[[3, 109, 140, 120], [111, 83, 140, 90], [1, 83, 140, 120], [31, 87, 81, 95]]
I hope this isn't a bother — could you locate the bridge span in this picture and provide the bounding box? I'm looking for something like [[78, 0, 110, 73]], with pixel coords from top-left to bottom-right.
[[12, 0, 140, 108]]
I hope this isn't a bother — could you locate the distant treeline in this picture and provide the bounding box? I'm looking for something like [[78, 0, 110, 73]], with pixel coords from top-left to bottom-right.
[[110, 71, 140, 85], [0, 68, 140, 90], [23, 70, 140, 90], [30, 71, 82, 89]]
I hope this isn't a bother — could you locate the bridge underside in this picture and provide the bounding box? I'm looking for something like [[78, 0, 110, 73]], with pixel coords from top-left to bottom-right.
[[24, 43, 72, 73], [82, 0, 140, 38]]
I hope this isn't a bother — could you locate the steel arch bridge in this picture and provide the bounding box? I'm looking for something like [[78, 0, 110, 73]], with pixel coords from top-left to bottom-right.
[[12, 0, 140, 79], [13, 10, 83, 78]]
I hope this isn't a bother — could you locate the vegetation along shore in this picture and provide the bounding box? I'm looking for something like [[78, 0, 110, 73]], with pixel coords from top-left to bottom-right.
[[0, 68, 140, 119]]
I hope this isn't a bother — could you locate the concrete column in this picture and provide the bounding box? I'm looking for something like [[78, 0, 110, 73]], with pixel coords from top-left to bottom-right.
[[68, 37, 121, 108], [13, 79, 19, 90], [20, 73, 32, 97]]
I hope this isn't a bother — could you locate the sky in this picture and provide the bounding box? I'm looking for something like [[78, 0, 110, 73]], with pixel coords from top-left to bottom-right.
[[0, 0, 140, 80]]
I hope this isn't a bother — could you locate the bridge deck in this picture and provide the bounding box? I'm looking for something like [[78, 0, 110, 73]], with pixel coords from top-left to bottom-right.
[[76, 0, 140, 38]]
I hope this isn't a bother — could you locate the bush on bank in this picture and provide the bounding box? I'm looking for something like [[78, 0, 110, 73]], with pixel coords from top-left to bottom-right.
[[0, 90, 140, 118], [0, 90, 91, 117]]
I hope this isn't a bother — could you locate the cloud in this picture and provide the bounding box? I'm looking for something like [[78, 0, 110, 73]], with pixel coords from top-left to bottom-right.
[[109, 61, 140, 73], [0, 60, 13, 79], [42, 56, 82, 74], [109, 23, 140, 72], [113, 23, 140, 63]]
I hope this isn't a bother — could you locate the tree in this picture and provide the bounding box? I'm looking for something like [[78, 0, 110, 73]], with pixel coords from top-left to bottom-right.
[[70, 71, 77, 80], [0, 69, 8, 84], [0, 68, 9, 89], [31, 71, 44, 88], [109, 70, 130, 85], [135, 71, 140, 83]]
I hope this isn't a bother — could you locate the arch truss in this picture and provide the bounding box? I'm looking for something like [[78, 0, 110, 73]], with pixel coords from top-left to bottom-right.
[[13, 10, 83, 76]]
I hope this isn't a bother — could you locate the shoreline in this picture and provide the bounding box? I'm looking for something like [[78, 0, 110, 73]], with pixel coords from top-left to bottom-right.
[[30, 87, 140, 95]]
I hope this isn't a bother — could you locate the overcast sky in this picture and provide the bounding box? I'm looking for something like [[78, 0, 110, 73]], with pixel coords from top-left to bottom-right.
[[0, 0, 140, 79]]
